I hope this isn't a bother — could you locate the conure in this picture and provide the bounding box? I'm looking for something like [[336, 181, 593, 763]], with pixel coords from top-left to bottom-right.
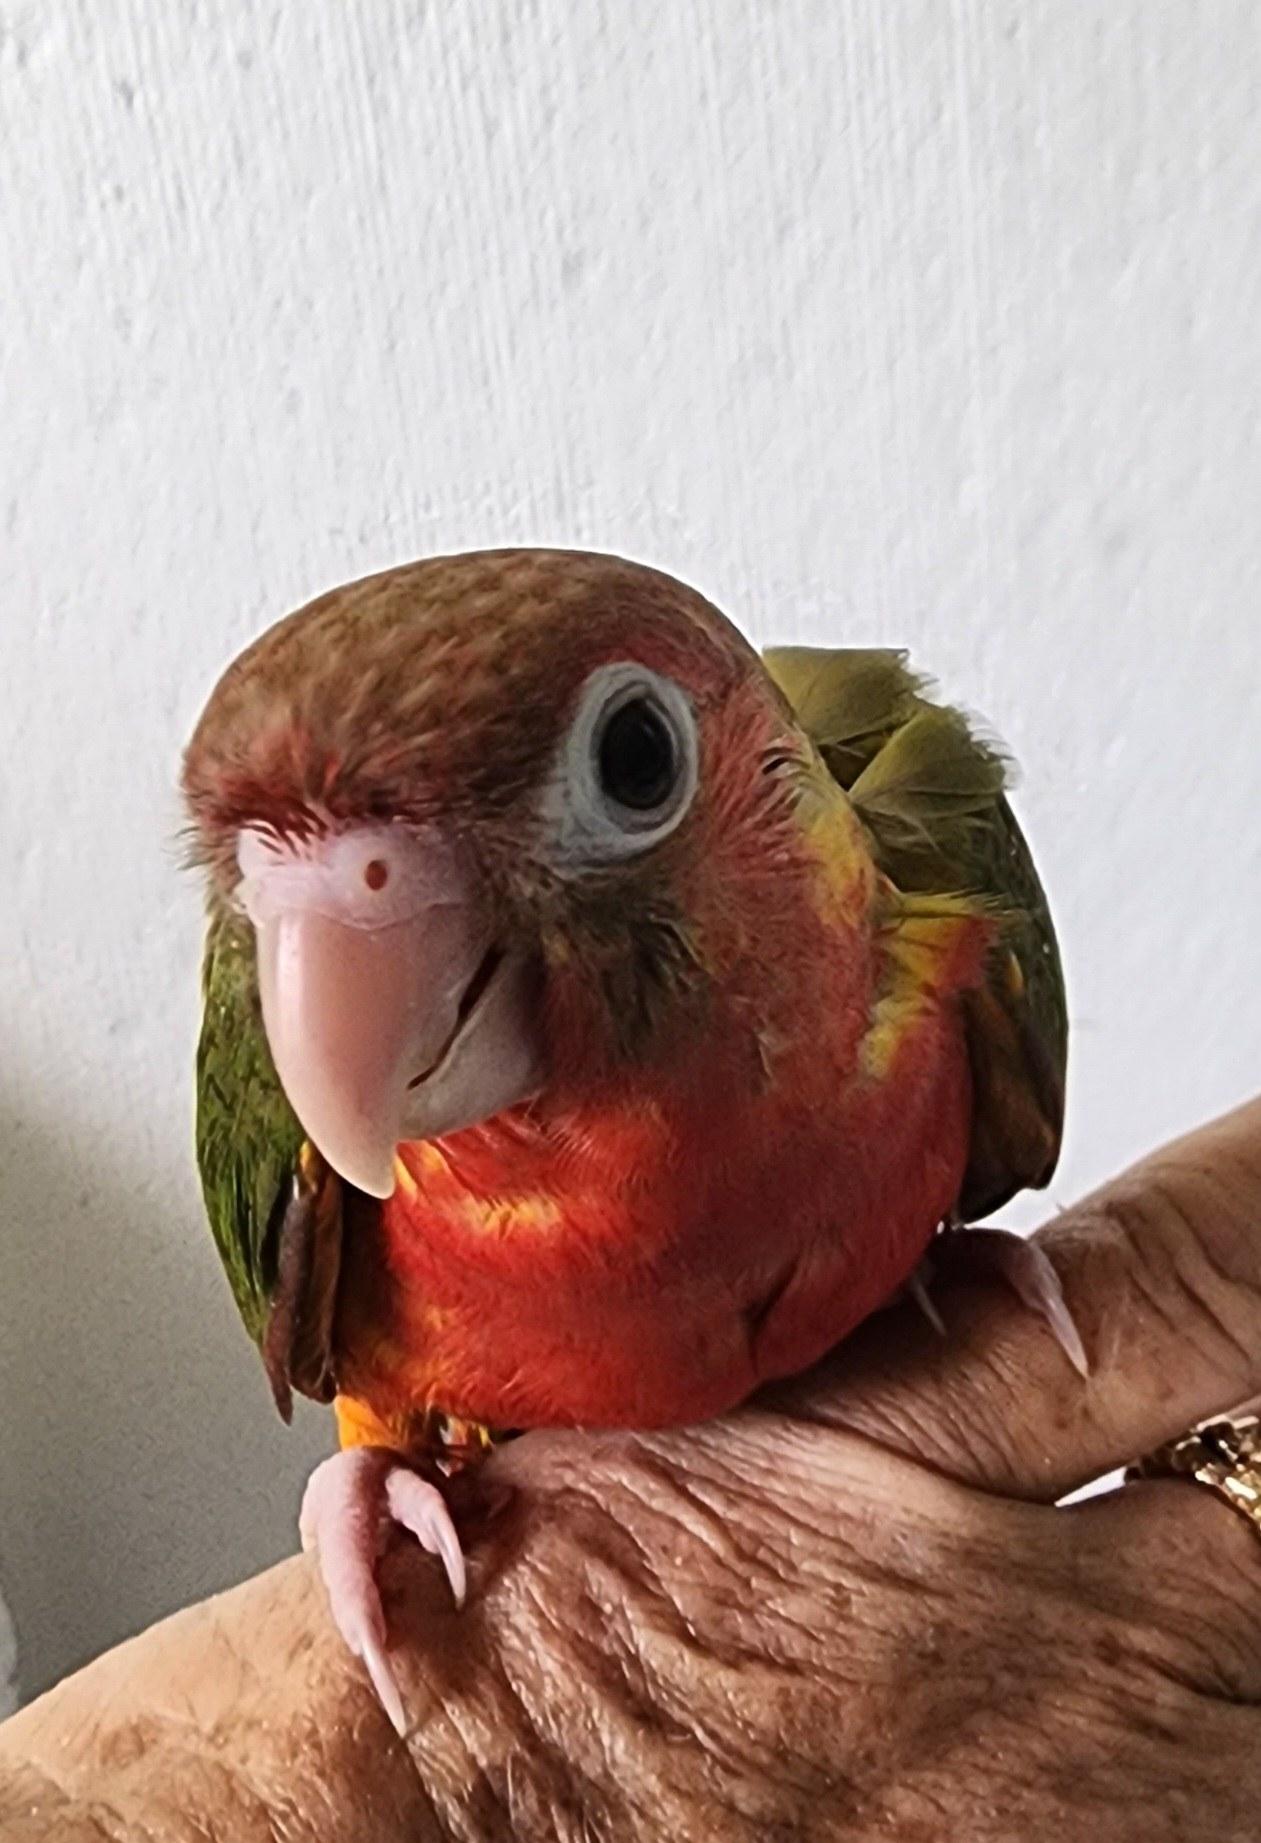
[[183, 549, 1080, 1731]]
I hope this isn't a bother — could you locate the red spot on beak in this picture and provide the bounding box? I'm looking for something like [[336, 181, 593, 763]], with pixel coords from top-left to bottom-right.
[[364, 859, 389, 892]]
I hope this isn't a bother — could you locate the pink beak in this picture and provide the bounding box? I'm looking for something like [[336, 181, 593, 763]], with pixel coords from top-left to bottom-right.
[[237, 826, 540, 1197]]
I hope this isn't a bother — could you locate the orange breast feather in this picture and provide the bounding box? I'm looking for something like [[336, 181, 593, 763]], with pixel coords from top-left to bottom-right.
[[331, 856, 987, 1441]]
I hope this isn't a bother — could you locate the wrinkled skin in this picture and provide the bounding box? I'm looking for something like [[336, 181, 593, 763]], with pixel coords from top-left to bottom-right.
[[5, 1100, 1261, 1841]]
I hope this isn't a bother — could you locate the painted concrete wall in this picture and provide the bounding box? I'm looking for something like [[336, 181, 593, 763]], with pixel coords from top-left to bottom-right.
[[2, 1, 1259, 1701]]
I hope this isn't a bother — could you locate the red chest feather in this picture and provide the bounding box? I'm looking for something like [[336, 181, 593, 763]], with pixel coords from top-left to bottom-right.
[[333, 1001, 973, 1432]]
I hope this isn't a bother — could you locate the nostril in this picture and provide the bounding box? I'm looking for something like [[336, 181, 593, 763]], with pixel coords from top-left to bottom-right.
[[363, 859, 389, 892]]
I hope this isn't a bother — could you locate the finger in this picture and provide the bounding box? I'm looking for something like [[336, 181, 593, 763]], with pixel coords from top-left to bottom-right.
[[773, 1095, 1261, 1501], [1071, 1480, 1261, 1702]]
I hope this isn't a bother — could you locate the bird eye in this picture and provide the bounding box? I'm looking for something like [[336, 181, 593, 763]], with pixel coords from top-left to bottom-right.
[[596, 696, 679, 813], [546, 663, 699, 866]]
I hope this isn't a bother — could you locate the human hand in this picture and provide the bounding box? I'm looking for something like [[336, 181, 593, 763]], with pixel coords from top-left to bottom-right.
[[5, 1099, 1261, 1841]]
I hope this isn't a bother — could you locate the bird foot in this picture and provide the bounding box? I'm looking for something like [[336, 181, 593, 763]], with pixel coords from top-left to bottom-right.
[[299, 1446, 466, 1736], [910, 1225, 1089, 1378]]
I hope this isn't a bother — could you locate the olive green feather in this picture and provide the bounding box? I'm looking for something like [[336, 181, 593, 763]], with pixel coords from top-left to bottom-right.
[[764, 645, 1067, 1219], [196, 907, 342, 1415]]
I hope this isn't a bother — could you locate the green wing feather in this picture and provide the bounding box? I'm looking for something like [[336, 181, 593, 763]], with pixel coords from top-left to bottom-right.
[[196, 907, 342, 1415], [763, 646, 1067, 1219]]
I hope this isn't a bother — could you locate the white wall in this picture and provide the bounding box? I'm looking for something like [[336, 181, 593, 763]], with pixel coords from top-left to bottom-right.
[[2, 0, 1259, 1704]]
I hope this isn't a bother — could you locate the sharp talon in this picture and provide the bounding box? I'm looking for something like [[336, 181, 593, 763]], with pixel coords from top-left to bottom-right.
[[907, 1267, 947, 1338], [1014, 1247, 1090, 1379], [948, 1226, 1090, 1379], [299, 1447, 468, 1731], [433, 1518, 467, 1608], [358, 1626, 408, 1738], [384, 1468, 468, 1607]]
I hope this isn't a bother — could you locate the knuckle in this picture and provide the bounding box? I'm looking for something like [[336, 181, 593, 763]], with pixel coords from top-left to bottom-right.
[[1087, 1480, 1261, 1703], [1092, 1177, 1261, 1392]]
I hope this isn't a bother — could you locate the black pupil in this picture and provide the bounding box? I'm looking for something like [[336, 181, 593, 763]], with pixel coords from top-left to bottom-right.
[[598, 698, 677, 812]]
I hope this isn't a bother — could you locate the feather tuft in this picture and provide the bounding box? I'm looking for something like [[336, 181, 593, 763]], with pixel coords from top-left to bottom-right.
[[764, 641, 1067, 1219]]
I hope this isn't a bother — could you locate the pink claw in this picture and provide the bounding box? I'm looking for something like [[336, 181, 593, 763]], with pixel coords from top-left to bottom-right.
[[905, 1263, 948, 1338], [944, 1225, 1090, 1378], [299, 1447, 466, 1736]]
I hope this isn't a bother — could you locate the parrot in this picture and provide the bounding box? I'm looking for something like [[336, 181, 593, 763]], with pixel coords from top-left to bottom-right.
[[182, 548, 1079, 1732]]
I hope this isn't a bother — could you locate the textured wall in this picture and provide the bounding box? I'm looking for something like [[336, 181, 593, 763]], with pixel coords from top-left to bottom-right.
[[2, 1, 1259, 1704]]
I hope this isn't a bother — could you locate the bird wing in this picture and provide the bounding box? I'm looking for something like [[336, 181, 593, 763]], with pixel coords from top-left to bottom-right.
[[763, 645, 1067, 1218], [195, 909, 344, 1418]]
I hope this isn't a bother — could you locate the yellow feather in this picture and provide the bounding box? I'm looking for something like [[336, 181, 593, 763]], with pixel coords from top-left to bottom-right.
[[861, 894, 985, 1081]]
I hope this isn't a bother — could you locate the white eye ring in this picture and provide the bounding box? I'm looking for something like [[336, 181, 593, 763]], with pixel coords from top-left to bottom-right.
[[544, 662, 699, 867]]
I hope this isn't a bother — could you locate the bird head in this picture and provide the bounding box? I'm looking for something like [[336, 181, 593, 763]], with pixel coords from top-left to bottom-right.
[[183, 550, 868, 1197]]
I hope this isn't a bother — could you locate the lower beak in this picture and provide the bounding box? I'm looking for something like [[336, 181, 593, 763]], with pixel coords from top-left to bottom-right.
[[254, 907, 540, 1198]]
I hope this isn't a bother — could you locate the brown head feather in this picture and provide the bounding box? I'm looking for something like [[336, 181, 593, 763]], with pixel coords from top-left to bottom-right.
[[184, 550, 761, 884]]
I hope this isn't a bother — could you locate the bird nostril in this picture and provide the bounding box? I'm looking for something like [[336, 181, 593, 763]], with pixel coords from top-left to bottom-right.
[[363, 859, 390, 892]]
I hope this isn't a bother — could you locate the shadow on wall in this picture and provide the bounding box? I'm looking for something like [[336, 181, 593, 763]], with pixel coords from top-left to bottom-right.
[[0, 1591, 13, 1719], [0, 1080, 332, 1705]]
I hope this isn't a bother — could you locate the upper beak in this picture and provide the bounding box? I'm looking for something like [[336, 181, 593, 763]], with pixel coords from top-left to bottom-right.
[[241, 829, 541, 1197]]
